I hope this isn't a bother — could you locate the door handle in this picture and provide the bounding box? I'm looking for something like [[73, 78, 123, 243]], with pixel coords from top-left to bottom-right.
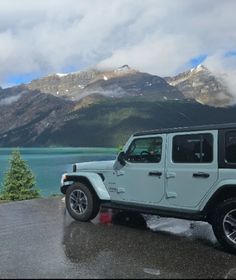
[[149, 171, 162, 177], [193, 172, 210, 178]]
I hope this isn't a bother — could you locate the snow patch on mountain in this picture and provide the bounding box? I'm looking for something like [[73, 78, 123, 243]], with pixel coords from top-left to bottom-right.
[[56, 73, 69, 78]]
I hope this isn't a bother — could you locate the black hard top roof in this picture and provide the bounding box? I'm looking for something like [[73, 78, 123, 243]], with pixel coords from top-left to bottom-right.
[[133, 123, 236, 137]]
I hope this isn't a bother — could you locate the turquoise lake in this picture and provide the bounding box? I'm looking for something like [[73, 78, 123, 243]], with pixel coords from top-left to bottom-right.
[[0, 148, 117, 197]]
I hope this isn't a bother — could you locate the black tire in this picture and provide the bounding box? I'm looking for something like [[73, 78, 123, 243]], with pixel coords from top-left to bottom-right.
[[212, 198, 236, 254], [65, 182, 100, 222]]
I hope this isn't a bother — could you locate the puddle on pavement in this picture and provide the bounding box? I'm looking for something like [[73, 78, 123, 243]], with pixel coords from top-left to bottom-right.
[[92, 208, 217, 245], [62, 196, 216, 244], [62, 208, 236, 279], [146, 215, 217, 244], [93, 208, 147, 230]]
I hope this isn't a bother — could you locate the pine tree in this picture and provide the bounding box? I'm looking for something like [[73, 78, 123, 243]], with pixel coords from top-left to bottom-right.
[[1, 150, 40, 201]]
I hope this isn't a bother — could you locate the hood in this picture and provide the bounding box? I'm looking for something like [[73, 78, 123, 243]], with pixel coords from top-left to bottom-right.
[[75, 160, 115, 172]]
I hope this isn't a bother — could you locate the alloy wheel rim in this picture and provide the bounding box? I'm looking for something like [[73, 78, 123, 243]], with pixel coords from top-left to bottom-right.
[[70, 189, 88, 215], [223, 209, 236, 245]]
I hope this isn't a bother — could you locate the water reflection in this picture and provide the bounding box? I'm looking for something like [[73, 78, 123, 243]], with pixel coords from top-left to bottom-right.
[[62, 210, 148, 263], [97, 209, 216, 244], [145, 215, 217, 246], [62, 210, 147, 266], [96, 209, 148, 230], [112, 211, 147, 230], [63, 221, 99, 263], [62, 210, 236, 279]]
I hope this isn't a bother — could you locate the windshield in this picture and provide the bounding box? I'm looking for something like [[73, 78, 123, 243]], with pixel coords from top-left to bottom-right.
[[126, 137, 162, 163]]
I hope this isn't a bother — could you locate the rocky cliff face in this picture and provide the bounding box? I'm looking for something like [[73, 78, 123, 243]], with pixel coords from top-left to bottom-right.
[[165, 65, 233, 107], [27, 65, 184, 102], [27, 65, 137, 98], [27, 64, 234, 107], [27, 68, 100, 99]]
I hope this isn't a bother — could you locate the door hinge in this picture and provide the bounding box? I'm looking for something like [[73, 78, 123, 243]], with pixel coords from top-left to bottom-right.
[[116, 170, 125, 176], [166, 172, 176, 179], [166, 192, 177, 198], [117, 187, 125, 193]]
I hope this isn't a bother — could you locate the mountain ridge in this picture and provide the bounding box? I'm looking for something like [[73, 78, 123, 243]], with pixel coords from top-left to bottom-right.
[[0, 64, 236, 147], [26, 65, 184, 102], [22, 64, 234, 107], [165, 64, 233, 107]]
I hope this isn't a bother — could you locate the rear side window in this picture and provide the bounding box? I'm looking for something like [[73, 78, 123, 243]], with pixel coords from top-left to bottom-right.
[[126, 137, 162, 163], [172, 133, 213, 163], [225, 131, 236, 163]]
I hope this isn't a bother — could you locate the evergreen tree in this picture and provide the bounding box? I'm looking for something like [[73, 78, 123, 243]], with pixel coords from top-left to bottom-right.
[[1, 150, 40, 201]]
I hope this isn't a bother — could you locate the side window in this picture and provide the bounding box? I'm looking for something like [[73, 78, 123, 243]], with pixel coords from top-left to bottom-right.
[[225, 131, 236, 163], [126, 137, 162, 163], [172, 133, 213, 163]]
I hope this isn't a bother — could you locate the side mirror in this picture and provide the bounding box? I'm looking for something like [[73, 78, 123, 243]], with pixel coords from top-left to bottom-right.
[[117, 151, 127, 166]]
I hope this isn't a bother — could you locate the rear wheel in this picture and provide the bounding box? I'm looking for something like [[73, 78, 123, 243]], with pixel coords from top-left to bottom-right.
[[65, 183, 100, 222], [212, 198, 236, 254]]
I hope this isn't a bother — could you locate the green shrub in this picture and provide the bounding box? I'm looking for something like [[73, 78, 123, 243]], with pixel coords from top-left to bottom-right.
[[0, 150, 40, 201]]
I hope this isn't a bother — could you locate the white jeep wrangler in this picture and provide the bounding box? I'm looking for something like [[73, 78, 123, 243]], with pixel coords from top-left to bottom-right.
[[61, 123, 236, 253]]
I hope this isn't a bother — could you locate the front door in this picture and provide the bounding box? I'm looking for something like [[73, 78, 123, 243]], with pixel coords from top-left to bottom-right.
[[111, 135, 166, 205], [165, 131, 218, 209]]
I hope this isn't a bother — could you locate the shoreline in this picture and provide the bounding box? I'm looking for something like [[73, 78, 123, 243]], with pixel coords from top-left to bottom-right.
[[0, 194, 64, 204]]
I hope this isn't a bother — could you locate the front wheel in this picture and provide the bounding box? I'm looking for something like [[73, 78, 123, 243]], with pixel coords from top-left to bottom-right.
[[212, 198, 236, 254], [65, 183, 100, 222]]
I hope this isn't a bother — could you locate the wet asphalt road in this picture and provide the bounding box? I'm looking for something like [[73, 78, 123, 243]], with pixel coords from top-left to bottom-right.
[[0, 198, 235, 279]]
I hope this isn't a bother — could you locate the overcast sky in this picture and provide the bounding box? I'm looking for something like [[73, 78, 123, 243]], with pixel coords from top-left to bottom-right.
[[0, 0, 236, 87]]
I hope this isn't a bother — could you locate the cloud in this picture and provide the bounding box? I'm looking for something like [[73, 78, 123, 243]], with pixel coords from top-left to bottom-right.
[[97, 33, 199, 76], [0, 0, 236, 85], [0, 94, 21, 106], [205, 53, 236, 97]]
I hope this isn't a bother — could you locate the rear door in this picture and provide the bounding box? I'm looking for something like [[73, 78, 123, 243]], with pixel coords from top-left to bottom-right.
[[165, 130, 218, 209]]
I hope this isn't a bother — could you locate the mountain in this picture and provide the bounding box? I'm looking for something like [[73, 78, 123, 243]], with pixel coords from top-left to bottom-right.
[[165, 65, 233, 107], [1, 64, 236, 147], [27, 64, 234, 107], [1, 88, 236, 147], [27, 65, 184, 102], [43, 98, 236, 147], [0, 86, 73, 146]]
